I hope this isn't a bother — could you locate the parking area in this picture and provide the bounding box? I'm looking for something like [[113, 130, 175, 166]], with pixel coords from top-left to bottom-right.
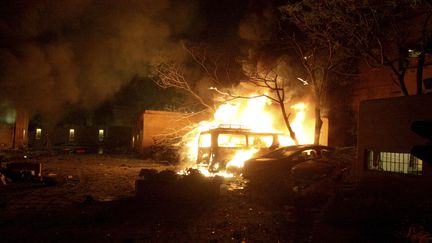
[[0, 155, 318, 242], [1, 154, 431, 242]]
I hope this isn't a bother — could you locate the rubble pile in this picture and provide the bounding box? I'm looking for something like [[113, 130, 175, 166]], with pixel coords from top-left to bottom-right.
[[4, 161, 42, 181], [135, 169, 223, 202]]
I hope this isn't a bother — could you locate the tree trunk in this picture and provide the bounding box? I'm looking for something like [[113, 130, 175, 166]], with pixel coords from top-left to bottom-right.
[[416, 51, 425, 95], [397, 50, 409, 96], [385, 58, 409, 96], [278, 101, 299, 145], [398, 72, 409, 96], [314, 107, 323, 145]]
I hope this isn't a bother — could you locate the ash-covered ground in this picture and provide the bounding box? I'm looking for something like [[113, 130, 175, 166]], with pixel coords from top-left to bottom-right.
[[1, 154, 431, 242]]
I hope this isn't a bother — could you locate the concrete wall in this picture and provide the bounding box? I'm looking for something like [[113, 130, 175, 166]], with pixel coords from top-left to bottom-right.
[[13, 110, 29, 149], [330, 59, 432, 147], [356, 94, 432, 179], [0, 110, 28, 150], [0, 124, 13, 149], [353, 63, 432, 112], [133, 110, 208, 154]]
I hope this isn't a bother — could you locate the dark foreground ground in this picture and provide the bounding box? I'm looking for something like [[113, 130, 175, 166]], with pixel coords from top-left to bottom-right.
[[1, 154, 432, 242]]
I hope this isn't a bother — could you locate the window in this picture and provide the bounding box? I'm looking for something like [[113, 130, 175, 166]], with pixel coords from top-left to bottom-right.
[[248, 135, 274, 148], [265, 146, 297, 159], [321, 149, 333, 158], [217, 134, 247, 148], [277, 135, 292, 145], [69, 129, 75, 142], [303, 149, 318, 159], [98, 129, 104, 141], [366, 150, 423, 175], [292, 149, 318, 161], [199, 134, 211, 148], [35, 128, 42, 140]]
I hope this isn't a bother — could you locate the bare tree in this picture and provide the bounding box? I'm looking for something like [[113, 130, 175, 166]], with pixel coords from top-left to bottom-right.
[[415, 3, 432, 95], [279, 6, 343, 144], [288, 36, 335, 145], [282, 0, 432, 97], [249, 72, 299, 145], [279, 0, 432, 144], [154, 44, 300, 144], [153, 42, 245, 113], [154, 61, 215, 112]]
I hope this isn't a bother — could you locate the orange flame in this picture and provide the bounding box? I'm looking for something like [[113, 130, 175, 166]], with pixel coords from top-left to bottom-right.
[[178, 96, 314, 177]]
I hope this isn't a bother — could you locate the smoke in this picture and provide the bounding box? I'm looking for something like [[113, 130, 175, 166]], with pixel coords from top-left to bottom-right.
[[0, 0, 197, 123], [237, 2, 311, 104], [0, 101, 16, 124]]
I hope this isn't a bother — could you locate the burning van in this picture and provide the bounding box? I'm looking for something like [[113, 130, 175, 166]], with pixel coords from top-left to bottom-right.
[[196, 124, 281, 172]]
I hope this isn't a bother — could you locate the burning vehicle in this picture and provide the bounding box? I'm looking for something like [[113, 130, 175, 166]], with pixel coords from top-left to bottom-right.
[[242, 145, 334, 188], [196, 124, 282, 172], [178, 95, 316, 177]]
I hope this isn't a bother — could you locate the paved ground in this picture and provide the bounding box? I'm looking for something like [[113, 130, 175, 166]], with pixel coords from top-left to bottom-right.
[[0, 154, 324, 242], [1, 154, 431, 242]]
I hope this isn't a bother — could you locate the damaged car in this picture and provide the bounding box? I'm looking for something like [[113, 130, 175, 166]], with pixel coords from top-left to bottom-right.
[[243, 144, 335, 181], [242, 145, 336, 196], [290, 147, 353, 196], [196, 125, 282, 172], [243, 144, 352, 199]]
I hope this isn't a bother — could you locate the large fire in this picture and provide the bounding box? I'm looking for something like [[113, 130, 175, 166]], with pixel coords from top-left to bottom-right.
[[178, 95, 314, 177]]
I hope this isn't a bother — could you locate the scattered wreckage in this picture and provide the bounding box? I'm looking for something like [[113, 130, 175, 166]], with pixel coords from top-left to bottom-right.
[[0, 150, 50, 186], [135, 169, 223, 202]]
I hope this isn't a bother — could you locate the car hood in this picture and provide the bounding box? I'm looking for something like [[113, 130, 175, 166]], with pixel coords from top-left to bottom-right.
[[243, 157, 284, 167], [246, 157, 277, 163]]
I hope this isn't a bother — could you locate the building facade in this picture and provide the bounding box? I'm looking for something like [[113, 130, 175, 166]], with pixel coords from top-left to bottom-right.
[[133, 110, 209, 154], [0, 109, 28, 150], [27, 125, 131, 153]]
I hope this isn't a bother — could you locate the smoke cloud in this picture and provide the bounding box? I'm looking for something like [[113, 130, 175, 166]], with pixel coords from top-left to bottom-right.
[[237, 2, 310, 103], [0, 0, 197, 122]]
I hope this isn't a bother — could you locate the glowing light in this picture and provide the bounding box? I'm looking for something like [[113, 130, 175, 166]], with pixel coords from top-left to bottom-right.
[[178, 95, 314, 177], [297, 77, 309, 85], [36, 128, 42, 140], [290, 103, 312, 144], [98, 129, 104, 141], [226, 149, 258, 168], [69, 129, 75, 142]]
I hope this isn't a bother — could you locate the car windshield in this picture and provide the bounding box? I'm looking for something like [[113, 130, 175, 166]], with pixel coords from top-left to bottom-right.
[[198, 134, 211, 148], [248, 135, 274, 148], [217, 133, 247, 148]]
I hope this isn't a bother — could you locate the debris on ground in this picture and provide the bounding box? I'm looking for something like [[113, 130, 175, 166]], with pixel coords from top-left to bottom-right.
[[135, 168, 223, 202], [0, 173, 6, 186], [407, 224, 432, 243], [2, 154, 432, 242], [3, 161, 42, 182]]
